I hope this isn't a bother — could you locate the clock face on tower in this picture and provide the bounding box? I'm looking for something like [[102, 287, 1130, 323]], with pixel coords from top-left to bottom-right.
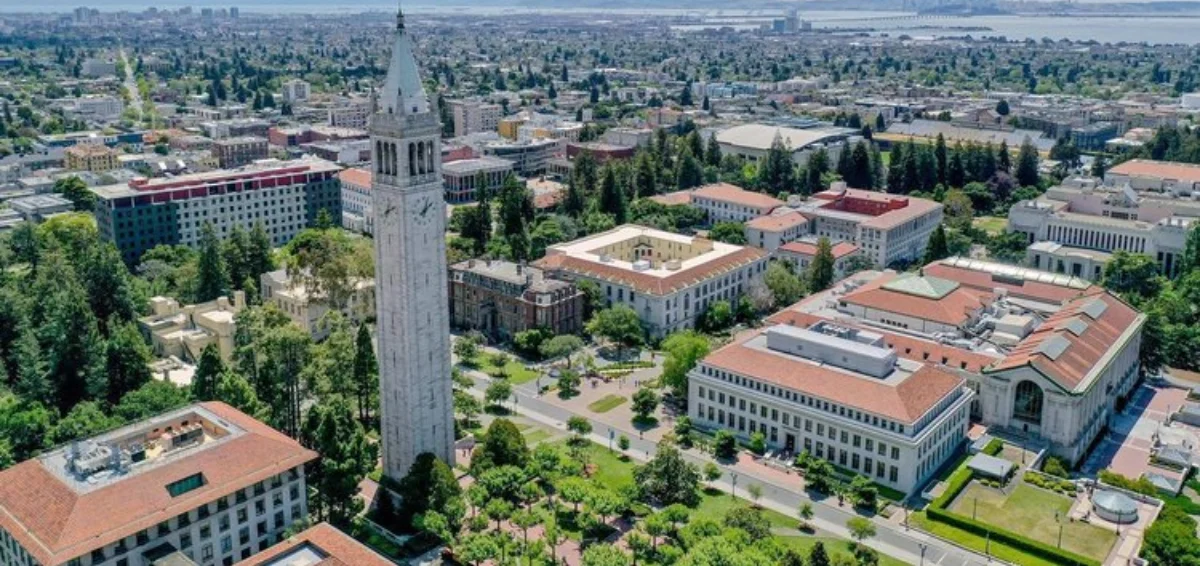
[[411, 194, 435, 226]]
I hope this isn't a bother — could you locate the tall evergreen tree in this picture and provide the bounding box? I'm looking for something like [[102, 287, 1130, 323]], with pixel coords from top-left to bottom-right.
[[997, 140, 1011, 172], [759, 136, 797, 195], [633, 151, 658, 198], [886, 143, 906, 193], [224, 225, 250, 291], [301, 396, 375, 526], [45, 281, 106, 414], [193, 343, 225, 401], [923, 224, 950, 264], [196, 222, 230, 303], [704, 134, 722, 167], [934, 133, 948, 186], [1091, 152, 1107, 180], [845, 141, 873, 189], [12, 327, 50, 406], [807, 238, 836, 292], [83, 243, 138, 328], [1015, 137, 1040, 187], [675, 148, 704, 190], [104, 319, 153, 406], [598, 165, 628, 224], [948, 148, 966, 188], [562, 178, 587, 218], [352, 324, 378, 423]]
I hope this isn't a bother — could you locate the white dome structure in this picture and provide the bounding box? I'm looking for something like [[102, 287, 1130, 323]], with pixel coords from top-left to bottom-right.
[[1092, 490, 1139, 524]]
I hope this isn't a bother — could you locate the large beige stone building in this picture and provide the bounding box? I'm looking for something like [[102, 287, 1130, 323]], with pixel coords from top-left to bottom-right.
[[65, 143, 119, 172], [139, 291, 246, 362], [259, 269, 375, 341]]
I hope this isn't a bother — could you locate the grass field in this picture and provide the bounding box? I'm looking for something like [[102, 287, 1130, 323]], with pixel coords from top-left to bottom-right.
[[465, 353, 541, 384], [972, 216, 1008, 236], [587, 394, 627, 413], [554, 442, 905, 564], [779, 536, 910, 566], [522, 429, 552, 444], [947, 483, 1115, 562]]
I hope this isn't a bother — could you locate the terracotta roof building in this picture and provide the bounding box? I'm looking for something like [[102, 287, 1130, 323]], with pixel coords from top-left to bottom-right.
[[0, 402, 318, 566], [534, 224, 768, 337], [731, 256, 1146, 468], [689, 320, 974, 496], [795, 183, 943, 267], [235, 523, 391, 566], [776, 238, 861, 280]]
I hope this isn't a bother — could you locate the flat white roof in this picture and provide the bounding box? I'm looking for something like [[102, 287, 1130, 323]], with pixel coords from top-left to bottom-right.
[[548, 225, 744, 279]]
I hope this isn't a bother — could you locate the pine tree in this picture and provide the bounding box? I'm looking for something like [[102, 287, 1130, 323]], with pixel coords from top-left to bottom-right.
[[1015, 137, 1040, 187], [874, 113, 886, 132], [598, 165, 628, 224], [12, 327, 50, 405], [759, 136, 797, 195], [997, 140, 1011, 172], [633, 151, 658, 198], [948, 149, 966, 188], [846, 141, 873, 189], [196, 222, 230, 303], [224, 225, 250, 291], [562, 178, 586, 218], [193, 343, 225, 401], [1091, 152, 1107, 179], [923, 224, 950, 264], [675, 148, 704, 190], [934, 133, 948, 186], [680, 82, 694, 106], [704, 134, 722, 167], [105, 319, 152, 406], [352, 324, 378, 423], [301, 396, 374, 526], [46, 282, 106, 414], [807, 238, 836, 292], [886, 143, 906, 193]]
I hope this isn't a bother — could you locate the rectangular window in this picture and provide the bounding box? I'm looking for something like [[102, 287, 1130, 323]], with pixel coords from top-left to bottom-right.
[[166, 473, 207, 497]]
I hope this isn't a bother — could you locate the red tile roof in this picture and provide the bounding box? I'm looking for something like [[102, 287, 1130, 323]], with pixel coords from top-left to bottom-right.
[[745, 211, 808, 232], [337, 167, 371, 189], [777, 240, 858, 259], [534, 246, 768, 297], [703, 328, 966, 424], [987, 289, 1143, 392], [838, 272, 993, 327], [691, 183, 785, 210], [235, 522, 392, 566], [1108, 159, 1200, 184], [767, 310, 998, 373], [648, 190, 694, 206], [0, 402, 318, 566]]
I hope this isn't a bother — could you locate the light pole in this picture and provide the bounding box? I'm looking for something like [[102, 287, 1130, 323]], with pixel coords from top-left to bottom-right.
[[1056, 511, 1063, 548], [918, 543, 927, 566], [730, 471, 739, 498]]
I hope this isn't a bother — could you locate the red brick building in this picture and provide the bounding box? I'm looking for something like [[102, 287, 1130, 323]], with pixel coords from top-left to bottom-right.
[[449, 259, 583, 341]]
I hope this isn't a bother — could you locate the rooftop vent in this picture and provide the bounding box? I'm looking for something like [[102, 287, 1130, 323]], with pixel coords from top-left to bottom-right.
[[1036, 334, 1071, 360], [632, 259, 652, 272], [1063, 317, 1089, 336], [1081, 298, 1108, 319], [664, 259, 682, 271], [765, 324, 896, 378]]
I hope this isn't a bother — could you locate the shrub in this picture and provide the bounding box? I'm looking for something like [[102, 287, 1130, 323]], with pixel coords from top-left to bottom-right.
[[1099, 470, 1159, 496], [1043, 456, 1069, 478], [982, 438, 1003, 456]]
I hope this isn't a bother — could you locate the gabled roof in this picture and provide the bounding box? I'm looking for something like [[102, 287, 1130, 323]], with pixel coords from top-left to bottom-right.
[[745, 211, 808, 232], [839, 271, 992, 327], [534, 245, 767, 297], [986, 288, 1143, 392], [235, 523, 392, 566], [0, 402, 317, 566], [691, 183, 786, 210], [777, 240, 859, 259]]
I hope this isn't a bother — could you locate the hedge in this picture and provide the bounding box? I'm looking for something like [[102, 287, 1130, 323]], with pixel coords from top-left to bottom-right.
[[925, 506, 1099, 566], [982, 438, 1004, 456], [925, 460, 1099, 566]]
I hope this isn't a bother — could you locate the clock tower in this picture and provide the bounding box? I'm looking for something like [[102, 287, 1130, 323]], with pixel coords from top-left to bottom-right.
[[370, 4, 455, 480]]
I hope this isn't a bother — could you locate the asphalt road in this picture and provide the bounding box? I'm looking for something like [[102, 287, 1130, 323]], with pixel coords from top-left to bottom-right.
[[466, 371, 1003, 566]]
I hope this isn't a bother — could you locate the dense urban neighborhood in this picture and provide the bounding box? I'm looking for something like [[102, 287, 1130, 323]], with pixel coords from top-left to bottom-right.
[[0, 4, 1198, 566]]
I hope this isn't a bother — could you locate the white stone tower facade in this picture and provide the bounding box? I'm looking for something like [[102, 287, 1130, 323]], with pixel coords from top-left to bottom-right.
[[370, 6, 455, 480]]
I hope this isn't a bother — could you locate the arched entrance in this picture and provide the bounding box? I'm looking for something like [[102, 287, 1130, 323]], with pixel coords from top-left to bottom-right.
[[1012, 380, 1045, 433]]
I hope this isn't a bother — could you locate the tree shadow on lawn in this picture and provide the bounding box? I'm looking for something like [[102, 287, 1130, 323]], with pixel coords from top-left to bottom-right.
[[633, 416, 659, 431]]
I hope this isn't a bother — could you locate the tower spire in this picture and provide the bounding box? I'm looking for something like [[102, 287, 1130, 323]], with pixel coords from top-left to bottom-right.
[[396, 1, 404, 30]]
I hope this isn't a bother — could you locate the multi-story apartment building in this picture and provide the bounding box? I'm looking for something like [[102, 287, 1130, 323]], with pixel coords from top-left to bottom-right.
[[795, 184, 943, 267], [260, 269, 375, 340], [92, 158, 343, 264], [65, 143, 120, 172], [338, 167, 373, 235], [212, 137, 269, 168], [733, 257, 1144, 467], [280, 80, 310, 104], [690, 321, 974, 496], [449, 100, 502, 137], [482, 138, 560, 176], [744, 211, 810, 253], [442, 156, 514, 203], [62, 95, 125, 122], [1009, 161, 1200, 279], [776, 239, 861, 279], [326, 98, 371, 129], [535, 225, 769, 338], [449, 259, 584, 341], [0, 402, 317, 566], [202, 119, 271, 140]]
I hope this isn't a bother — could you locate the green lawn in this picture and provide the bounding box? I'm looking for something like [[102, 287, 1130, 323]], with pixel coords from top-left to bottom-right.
[[947, 483, 1115, 562], [911, 511, 1064, 566], [587, 394, 627, 413], [972, 216, 1008, 236], [554, 442, 907, 564], [778, 536, 910, 566], [465, 353, 541, 384], [522, 429, 552, 444]]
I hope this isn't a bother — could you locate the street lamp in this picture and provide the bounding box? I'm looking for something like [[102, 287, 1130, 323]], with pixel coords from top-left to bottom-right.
[[918, 543, 927, 566], [1055, 511, 1063, 548], [730, 470, 739, 498]]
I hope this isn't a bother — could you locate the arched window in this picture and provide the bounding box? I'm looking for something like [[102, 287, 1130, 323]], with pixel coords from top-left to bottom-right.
[[426, 141, 435, 172], [417, 142, 426, 175], [375, 141, 383, 174], [1012, 380, 1044, 425], [408, 143, 416, 177]]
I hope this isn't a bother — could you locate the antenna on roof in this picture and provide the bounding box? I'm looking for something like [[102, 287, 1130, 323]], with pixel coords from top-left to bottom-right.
[[396, 0, 405, 30]]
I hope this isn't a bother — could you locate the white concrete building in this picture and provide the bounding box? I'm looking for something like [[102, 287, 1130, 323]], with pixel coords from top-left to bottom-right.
[[758, 257, 1145, 466], [338, 167, 373, 234], [62, 95, 124, 122], [368, 8, 456, 480], [794, 185, 943, 268], [0, 403, 316, 566], [745, 211, 810, 253], [260, 269, 375, 340], [281, 79, 310, 104], [535, 225, 769, 338], [1008, 163, 1199, 279], [442, 156, 514, 203], [449, 99, 502, 137], [716, 123, 858, 167], [689, 321, 974, 496], [327, 98, 371, 129]]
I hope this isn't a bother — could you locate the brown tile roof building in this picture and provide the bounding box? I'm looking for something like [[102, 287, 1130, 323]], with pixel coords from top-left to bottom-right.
[[1107, 158, 1200, 185], [0, 402, 317, 566], [777, 240, 858, 258], [235, 523, 392, 566]]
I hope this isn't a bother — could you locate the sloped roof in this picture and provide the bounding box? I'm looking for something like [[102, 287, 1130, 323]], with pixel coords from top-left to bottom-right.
[[777, 240, 859, 259], [839, 271, 992, 327], [534, 245, 767, 297], [0, 402, 317, 566], [235, 523, 392, 566]]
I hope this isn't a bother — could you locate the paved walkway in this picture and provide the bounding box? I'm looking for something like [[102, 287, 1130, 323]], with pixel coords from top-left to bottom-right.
[[463, 366, 999, 566]]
